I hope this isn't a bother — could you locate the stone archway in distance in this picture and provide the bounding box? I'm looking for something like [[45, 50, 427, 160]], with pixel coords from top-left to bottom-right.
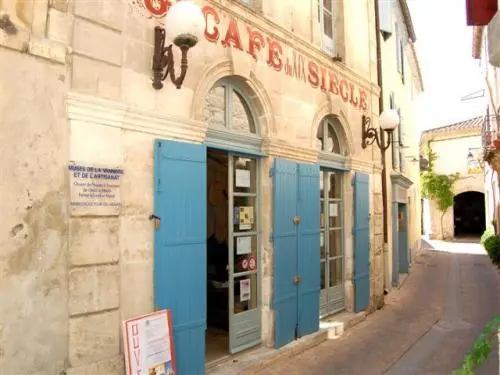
[[453, 191, 486, 238]]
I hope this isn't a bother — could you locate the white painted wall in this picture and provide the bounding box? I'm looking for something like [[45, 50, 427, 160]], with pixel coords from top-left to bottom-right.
[[429, 135, 482, 176]]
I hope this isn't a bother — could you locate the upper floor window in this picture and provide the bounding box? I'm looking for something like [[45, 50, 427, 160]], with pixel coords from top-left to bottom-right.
[[318, 0, 335, 56], [389, 93, 404, 172], [395, 23, 405, 83]]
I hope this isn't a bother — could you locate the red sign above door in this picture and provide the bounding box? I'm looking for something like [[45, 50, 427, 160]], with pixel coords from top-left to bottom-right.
[[201, 4, 369, 112]]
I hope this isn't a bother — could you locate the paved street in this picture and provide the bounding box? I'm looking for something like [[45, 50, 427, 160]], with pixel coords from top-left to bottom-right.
[[257, 240, 500, 375]]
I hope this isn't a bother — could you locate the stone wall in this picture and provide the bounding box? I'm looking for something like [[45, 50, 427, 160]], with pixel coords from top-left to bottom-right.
[[0, 3, 70, 372], [0, 0, 418, 373]]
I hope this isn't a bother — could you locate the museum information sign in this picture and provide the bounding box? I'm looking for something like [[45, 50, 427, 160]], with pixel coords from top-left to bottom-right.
[[123, 310, 176, 375], [68, 162, 124, 216]]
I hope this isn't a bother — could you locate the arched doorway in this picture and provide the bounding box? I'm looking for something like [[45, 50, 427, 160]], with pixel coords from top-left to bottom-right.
[[453, 191, 486, 238], [204, 76, 263, 360], [153, 75, 265, 375]]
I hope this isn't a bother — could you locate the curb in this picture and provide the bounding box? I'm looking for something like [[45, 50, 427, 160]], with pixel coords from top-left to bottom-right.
[[239, 329, 329, 375], [208, 311, 369, 375]]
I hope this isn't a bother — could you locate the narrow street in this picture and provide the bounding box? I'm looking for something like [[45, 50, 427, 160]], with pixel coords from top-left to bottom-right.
[[257, 241, 500, 375]]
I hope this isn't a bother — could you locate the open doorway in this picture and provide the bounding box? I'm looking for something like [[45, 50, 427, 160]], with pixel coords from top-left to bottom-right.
[[205, 148, 261, 364], [453, 191, 486, 238], [206, 149, 230, 363]]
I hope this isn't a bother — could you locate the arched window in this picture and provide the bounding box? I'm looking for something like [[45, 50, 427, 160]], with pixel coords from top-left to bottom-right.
[[316, 117, 344, 155], [204, 79, 257, 134]]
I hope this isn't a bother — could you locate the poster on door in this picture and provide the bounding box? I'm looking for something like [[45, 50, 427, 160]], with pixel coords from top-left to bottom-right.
[[240, 279, 251, 302], [123, 310, 176, 375], [239, 206, 254, 230]]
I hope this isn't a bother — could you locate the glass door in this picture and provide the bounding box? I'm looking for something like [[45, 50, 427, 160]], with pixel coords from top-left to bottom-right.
[[319, 170, 345, 317], [228, 154, 261, 353]]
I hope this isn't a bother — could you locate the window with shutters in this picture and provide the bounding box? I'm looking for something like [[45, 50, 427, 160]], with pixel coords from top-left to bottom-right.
[[389, 93, 399, 170], [389, 93, 404, 173], [318, 0, 335, 56], [378, 0, 394, 38], [395, 23, 405, 83], [398, 109, 405, 172]]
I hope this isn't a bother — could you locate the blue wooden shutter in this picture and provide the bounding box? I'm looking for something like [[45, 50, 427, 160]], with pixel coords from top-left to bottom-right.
[[297, 163, 320, 337], [396, 24, 403, 74], [378, 0, 394, 35], [272, 158, 298, 349], [353, 172, 370, 313], [398, 204, 409, 273], [154, 139, 207, 375], [392, 202, 400, 287]]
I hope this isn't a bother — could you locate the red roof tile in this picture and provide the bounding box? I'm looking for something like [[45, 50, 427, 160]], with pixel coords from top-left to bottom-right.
[[422, 116, 483, 135]]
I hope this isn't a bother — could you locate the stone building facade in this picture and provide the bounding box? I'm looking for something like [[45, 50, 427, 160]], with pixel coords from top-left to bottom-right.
[[378, 0, 424, 289], [471, 6, 500, 236], [0, 0, 422, 374]]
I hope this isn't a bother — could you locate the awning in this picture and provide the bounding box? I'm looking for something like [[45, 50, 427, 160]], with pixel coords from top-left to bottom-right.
[[466, 0, 498, 26]]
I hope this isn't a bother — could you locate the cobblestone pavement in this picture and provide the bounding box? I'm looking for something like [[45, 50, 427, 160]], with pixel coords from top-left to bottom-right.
[[257, 241, 500, 375]]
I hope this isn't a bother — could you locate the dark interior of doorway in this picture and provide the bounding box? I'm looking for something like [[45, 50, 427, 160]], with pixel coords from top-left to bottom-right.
[[453, 191, 486, 238], [206, 149, 229, 364]]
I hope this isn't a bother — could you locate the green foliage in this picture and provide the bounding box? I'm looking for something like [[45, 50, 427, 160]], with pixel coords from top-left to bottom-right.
[[480, 226, 495, 245], [421, 172, 460, 211], [483, 235, 499, 252], [453, 315, 500, 375], [420, 145, 460, 238], [483, 235, 500, 270], [420, 147, 460, 208]]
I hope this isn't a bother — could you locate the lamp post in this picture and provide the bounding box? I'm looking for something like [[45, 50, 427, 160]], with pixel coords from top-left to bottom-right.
[[361, 109, 400, 245], [151, 0, 205, 90]]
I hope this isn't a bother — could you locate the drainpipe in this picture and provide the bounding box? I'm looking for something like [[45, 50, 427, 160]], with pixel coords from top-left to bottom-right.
[[374, 0, 390, 294]]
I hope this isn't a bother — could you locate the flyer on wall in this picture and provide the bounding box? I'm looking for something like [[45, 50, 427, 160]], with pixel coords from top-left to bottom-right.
[[123, 310, 176, 375]]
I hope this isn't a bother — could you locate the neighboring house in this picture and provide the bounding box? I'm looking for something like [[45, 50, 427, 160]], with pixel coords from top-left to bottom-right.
[[467, 2, 500, 234], [420, 117, 485, 240], [379, 0, 424, 289], [0, 1, 422, 374]]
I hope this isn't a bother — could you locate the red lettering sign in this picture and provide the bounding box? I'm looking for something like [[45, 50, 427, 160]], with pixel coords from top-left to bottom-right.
[[266, 37, 283, 71], [329, 72, 339, 95], [144, 0, 171, 17], [177, 4, 369, 112], [308, 61, 319, 88], [203, 5, 219, 43], [222, 19, 243, 50], [349, 83, 359, 108], [247, 28, 265, 60], [360, 91, 368, 111], [339, 80, 349, 102]]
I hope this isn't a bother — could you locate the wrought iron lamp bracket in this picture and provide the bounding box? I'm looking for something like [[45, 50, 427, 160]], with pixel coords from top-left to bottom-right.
[[361, 115, 393, 152], [152, 26, 190, 90]]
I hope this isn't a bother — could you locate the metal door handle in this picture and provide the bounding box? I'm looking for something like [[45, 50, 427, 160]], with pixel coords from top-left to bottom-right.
[[293, 275, 301, 285], [293, 216, 301, 224]]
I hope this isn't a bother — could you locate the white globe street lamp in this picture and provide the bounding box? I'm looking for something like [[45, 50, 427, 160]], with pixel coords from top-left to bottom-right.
[[361, 110, 400, 150], [152, 1, 205, 90]]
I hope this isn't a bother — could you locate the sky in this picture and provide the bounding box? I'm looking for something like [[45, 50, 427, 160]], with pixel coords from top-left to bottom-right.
[[407, 0, 487, 132]]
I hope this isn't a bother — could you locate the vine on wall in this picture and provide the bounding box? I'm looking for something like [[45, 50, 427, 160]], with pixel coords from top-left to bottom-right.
[[420, 145, 460, 239]]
